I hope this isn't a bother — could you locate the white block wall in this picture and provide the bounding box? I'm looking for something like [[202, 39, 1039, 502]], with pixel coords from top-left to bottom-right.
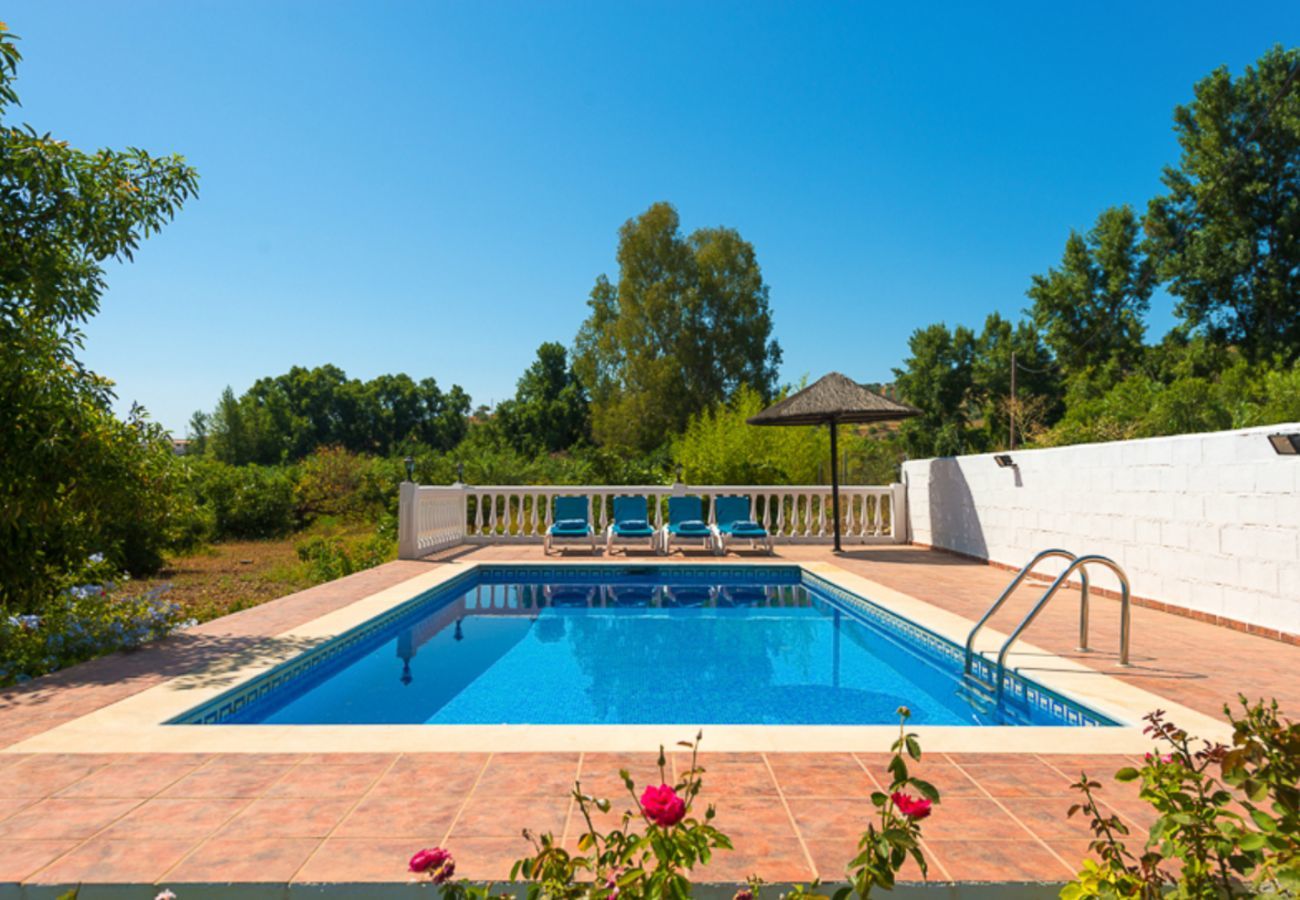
[[901, 423, 1300, 637]]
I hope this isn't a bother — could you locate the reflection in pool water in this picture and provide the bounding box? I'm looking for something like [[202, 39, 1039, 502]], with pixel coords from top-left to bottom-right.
[[214, 574, 1111, 728]]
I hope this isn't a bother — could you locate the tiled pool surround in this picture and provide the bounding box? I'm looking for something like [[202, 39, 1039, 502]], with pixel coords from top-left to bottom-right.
[[1, 545, 1295, 889], [2, 560, 1230, 755]]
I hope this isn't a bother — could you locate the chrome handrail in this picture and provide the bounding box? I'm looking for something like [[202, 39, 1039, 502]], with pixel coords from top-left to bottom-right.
[[963, 549, 1087, 677], [993, 554, 1132, 699]]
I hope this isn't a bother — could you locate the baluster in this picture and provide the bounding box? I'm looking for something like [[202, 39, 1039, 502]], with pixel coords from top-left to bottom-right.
[[875, 492, 885, 535], [473, 493, 483, 536], [488, 493, 498, 536], [530, 493, 539, 536], [818, 492, 827, 536], [777, 493, 786, 535]]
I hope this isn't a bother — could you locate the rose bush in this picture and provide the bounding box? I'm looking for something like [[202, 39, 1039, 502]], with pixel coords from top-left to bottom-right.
[[412, 710, 941, 898], [1061, 696, 1298, 899]]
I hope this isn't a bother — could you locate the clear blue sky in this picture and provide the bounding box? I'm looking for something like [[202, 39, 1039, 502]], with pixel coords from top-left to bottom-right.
[[7, 2, 1295, 433]]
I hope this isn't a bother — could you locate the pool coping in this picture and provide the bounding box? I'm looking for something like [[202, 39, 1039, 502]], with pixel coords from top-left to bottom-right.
[[0, 560, 1232, 756]]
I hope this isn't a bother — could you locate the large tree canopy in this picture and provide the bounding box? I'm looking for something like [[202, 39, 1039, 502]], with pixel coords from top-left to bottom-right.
[[573, 202, 781, 452], [1027, 205, 1154, 376], [892, 322, 977, 457], [496, 342, 590, 454], [201, 365, 470, 465], [1145, 45, 1300, 362], [0, 25, 199, 610]]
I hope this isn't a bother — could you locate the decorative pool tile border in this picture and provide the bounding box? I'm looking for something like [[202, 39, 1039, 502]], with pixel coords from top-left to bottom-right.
[[172, 563, 1115, 728], [800, 570, 1117, 728], [168, 568, 479, 725]]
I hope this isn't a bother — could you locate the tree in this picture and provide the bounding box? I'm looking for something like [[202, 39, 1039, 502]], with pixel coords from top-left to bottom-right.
[[496, 342, 590, 453], [970, 313, 1062, 448], [573, 202, 782, 452], [200, 366, 471, 464], [1146, 45, 1300, 362], [892, 323, 977, 457], [1027, 205, 1154, 376], [0, 25, 199, 610]]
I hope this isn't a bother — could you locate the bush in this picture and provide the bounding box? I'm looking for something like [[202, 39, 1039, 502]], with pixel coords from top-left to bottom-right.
[[413, 710, 939, 899], [1062, 697, 1299, 898], [295, 446, 380, 522], [295, 516, 396, 584], [672, 385, 904, 485], [190, 459, 298, 539], [0, 561, 193, 687]]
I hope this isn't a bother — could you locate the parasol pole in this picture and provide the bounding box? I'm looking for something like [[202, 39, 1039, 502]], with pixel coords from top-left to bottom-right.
[[830, 415, 842, 552]]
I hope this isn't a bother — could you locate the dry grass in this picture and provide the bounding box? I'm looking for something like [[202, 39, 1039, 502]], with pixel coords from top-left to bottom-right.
[[126, 520, 390, 624], [126, 537, 314, 623]]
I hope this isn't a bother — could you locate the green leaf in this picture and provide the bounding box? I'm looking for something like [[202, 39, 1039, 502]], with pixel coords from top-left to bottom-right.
[[905, 735, 922, 761], [1113, 767, 1140, 782], [888, 755, 909, 785], [910, 778, 939, 801], [1248, 808, 1278, 832]]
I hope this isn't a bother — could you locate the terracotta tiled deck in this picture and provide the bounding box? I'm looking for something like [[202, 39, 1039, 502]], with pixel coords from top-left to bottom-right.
[[1, 545, 1295, 892]]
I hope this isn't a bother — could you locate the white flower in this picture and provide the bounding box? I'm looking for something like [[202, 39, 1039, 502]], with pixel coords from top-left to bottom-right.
[[88, 552, 105, 564], [155, 890, 177, 900]]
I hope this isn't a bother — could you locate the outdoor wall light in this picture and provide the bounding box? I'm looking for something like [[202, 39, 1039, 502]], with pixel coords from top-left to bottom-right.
[[1267, 433, 1300, 456], [456, 462, 465, 483], [403, 455, 415, 481], [994, 454, 1015, 468]]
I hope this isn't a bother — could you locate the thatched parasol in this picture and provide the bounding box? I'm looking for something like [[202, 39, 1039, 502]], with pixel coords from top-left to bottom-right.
[[747, 372, 919, 551]]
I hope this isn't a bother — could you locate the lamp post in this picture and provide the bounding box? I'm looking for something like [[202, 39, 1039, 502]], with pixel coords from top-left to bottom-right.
[[403, 456, 415, 482]]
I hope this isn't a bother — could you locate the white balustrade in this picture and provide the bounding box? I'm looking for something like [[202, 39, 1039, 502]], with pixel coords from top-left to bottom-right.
[[397, 484, 467, 559], [398, 481, 906, 558]]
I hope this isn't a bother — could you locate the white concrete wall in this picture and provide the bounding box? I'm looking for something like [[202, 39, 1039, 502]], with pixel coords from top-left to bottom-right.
[[901, 423, 1300, 637]]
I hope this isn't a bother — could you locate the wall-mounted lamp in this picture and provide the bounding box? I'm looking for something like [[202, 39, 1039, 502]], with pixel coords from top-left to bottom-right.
[[456, 461, 465, 484], [403, 455, 415, 481], [994, 454, 1015, 468], [674, 464, 684, 484], [1268, 433, 1300, 456]]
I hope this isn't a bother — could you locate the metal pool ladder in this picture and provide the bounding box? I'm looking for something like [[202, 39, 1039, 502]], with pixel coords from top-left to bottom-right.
[[963, 550, 1132, 699]]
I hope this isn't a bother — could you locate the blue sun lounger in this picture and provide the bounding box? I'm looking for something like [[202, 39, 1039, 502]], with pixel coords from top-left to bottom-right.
[[659, 496, 714, 555], [605, 495, 657, 554], [711, 495, 772, 555], [544, 495, 597, 554]]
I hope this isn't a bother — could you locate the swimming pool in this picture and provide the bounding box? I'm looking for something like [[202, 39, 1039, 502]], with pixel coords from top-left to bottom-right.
[[172, 565, 1116, 728]]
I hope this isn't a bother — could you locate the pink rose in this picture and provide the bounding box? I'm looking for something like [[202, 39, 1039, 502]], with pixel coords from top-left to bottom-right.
[[409, 847, 451, 874], [891, 791, 932, 820], [734, 891, 755, 900], [639, 783, 687, 827]]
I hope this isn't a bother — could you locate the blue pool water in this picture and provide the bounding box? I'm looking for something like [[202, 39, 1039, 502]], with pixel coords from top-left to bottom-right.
[[175, 566, 1115, 728]]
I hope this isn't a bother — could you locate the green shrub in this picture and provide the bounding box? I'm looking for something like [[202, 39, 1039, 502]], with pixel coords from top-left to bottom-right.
[[0, 558, 192, 687], [190, 459, 298, 539], [1062, 698, 1299, 898], [295, 445, 377, 522], [295, 516, 396, 584]]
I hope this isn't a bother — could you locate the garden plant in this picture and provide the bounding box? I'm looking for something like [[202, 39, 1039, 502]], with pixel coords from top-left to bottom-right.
[[411, 708, 939, 899], [1062, 696, 1298, 899]]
